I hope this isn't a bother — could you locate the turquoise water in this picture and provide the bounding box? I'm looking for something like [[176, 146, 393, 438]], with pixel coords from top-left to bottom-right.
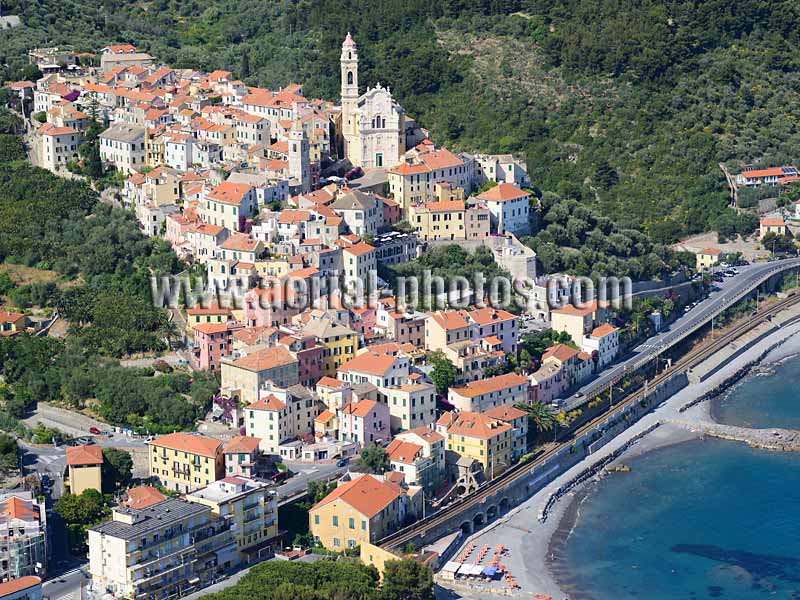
[[557, 438, 800, 600], [714, 356, 800, 428]]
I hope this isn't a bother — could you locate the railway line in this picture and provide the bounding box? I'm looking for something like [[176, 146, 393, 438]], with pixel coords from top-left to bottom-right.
[[380, 291, 800, 549]]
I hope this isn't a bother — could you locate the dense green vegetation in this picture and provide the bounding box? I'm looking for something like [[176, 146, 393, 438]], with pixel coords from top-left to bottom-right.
[[202, 558, 433, 600], [0, 138, 210, 432], [2, 0, 796, 241], [54, 488, 110, 553], [521, 191, 719, 279], [0, 432, 18, 474]]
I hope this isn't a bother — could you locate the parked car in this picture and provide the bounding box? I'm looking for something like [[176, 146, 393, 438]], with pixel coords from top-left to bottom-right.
[[336, 457, 349, 468], [344, 166, 363, 180], [88, 426, 102, 435], [270, 470, 291, 484]]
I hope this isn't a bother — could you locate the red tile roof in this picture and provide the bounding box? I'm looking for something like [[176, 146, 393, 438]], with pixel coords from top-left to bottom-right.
[[0, 576, 41, 597], [124, 486, 167, 509], [229, 346, 296, 372], [312, 474, 404, 518], [65, 445, 103, 466], [223, 435, 261, 454], [476, 182, 529, 202], [149, 432, 222, 458], [450, 373, 528, 398]]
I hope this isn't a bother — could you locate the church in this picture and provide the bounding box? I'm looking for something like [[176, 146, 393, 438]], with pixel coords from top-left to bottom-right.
[[340, 33, 406, 169]]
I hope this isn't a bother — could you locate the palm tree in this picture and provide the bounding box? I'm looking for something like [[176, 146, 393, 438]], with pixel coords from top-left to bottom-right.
[[514, 401, 556, 433]]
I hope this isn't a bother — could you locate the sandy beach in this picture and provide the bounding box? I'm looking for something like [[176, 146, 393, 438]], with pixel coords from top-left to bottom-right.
[[437, 305, 800, 600]]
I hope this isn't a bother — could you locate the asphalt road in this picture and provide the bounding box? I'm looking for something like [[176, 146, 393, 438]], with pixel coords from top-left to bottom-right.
[[277, 460, 347, 500], [567, 257, 800, 409]]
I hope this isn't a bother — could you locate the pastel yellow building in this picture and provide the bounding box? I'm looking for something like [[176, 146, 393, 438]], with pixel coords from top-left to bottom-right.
[[186, 304, 233, 335], [147, 432, 224, 493], [409, 201, 465, 241], [436, 411, 513, 479], [695, 247, 721, 271], [64, 445, 103, 495], [185, 477, 280, 559], [309, 473, 422, 551], [303, 317, 358, 376], [0, 311, 28, 337]]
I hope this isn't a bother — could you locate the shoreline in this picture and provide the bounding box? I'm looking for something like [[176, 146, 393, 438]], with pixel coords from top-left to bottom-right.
[[438, 306, 800, 600]]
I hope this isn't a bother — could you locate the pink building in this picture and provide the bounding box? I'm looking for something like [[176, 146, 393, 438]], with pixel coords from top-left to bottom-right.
[[222, 435, 261, 478], [337, 399, 390, 446], [350, 306, 376, 336], [465, 203, 491, 240], [380, 195, 401, 227], [192, 323, 234, 370], [278, 334, 325, 387], [242, 285, 301, 328]]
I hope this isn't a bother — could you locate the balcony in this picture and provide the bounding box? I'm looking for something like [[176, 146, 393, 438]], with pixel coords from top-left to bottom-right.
[[132, 558, 193, 586], [131, 544, 195, 570]]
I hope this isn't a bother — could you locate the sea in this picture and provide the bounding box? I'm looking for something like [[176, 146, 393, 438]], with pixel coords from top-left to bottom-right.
[[553, 355, 800, 600]]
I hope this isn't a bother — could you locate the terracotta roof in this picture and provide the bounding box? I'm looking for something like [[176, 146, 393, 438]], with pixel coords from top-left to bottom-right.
[[314, 409, 335, 423], [697, 247, 722, 256], [0, 311, 25, 324], [277, 210, 311, 225], [249, 394, 286, 411], [340, 399, 380, 418], [419, 148, 463, 170], [760, 218, 786, 227], [66, 444, 103, 466], [340, 352, 401, 376], [476, 182, 529, 202], [542, 343, 580, 363], [148, 432, 222, 457], [229, 346, 296, 372], [483, 403, 527, 421], [424, 200, 464, 213], [193, 322, 230, 335], [342, 241, 375, 258], [469, 307, 516, 326], [428, 310, 470, 331], [187, 304, 232, 316], [551, 300, 598, 317], [590, 323, 617, 338], [450, 373, 528, 398], [223, 435, 261, 454], [0, 496, 39, 522], [312, 474, 403, 518], [0, 576, 41, 597], [398, 426, 444, 444], [207, 181, 253, 205], [445, 411, 512, 440], [124, 486, 167, 509], [386, 439, 423, 464], [220, 233, 260, 252], [742, 168, 786, 179], [317, 376, 347, 389]]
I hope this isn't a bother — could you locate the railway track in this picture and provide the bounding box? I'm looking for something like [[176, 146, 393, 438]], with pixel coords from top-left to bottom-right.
[[380, 292, 800, 549]]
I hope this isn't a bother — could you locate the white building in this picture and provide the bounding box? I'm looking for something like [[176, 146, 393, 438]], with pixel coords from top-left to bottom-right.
[[99, 123, 146, 174], [37, 124, 81, 173], [330, 190, 380, 237], [581, 323, 620, 370], [475, 182, 531, 235], [340, 33, 404, 169]]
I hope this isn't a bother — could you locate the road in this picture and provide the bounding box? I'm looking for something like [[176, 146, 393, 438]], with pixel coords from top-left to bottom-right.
[[277, 460, 346, 501], [567, 257, 800, 409]]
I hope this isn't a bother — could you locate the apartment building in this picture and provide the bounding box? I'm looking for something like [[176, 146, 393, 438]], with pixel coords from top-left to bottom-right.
[[302, 317, 358, 377], [0, 493, 47, 582], [222, 436, 262, 479], [437, 411, 513, 479], [88, 498, 237, 599], [447, 372, 530, 413], [185, 477, 279, 559], [37, 124, 81, 173], [220, 346, 300, 405], [483, 404, 528, 462], [475, 183, 531, 236], [99, 123, 146, 174], [387, 427, 446, 493], [147, 433, 224, 493], [309, 473, 422, 551], [245, 385, 320, 455]]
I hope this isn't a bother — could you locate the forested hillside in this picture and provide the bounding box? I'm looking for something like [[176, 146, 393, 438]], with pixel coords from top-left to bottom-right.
[[3, 0, 800, 241]]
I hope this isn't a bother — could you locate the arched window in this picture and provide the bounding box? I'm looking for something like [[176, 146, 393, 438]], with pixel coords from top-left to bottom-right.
[[347, 71, 353, 85], [348, 51, 352, 60]]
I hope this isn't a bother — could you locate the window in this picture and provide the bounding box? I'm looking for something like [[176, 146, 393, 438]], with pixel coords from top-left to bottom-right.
[[333, 537, 340, 547], [349, 517, 355, 529], [332, 515, 338, 527], [314, 515, 319, 525]]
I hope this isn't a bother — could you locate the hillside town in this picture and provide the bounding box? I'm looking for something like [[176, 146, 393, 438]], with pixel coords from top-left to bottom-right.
[[3, 30, 798, 600]]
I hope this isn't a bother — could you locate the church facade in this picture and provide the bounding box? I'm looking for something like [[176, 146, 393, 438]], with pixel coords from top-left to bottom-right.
[[340, 33, 405, 169]]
